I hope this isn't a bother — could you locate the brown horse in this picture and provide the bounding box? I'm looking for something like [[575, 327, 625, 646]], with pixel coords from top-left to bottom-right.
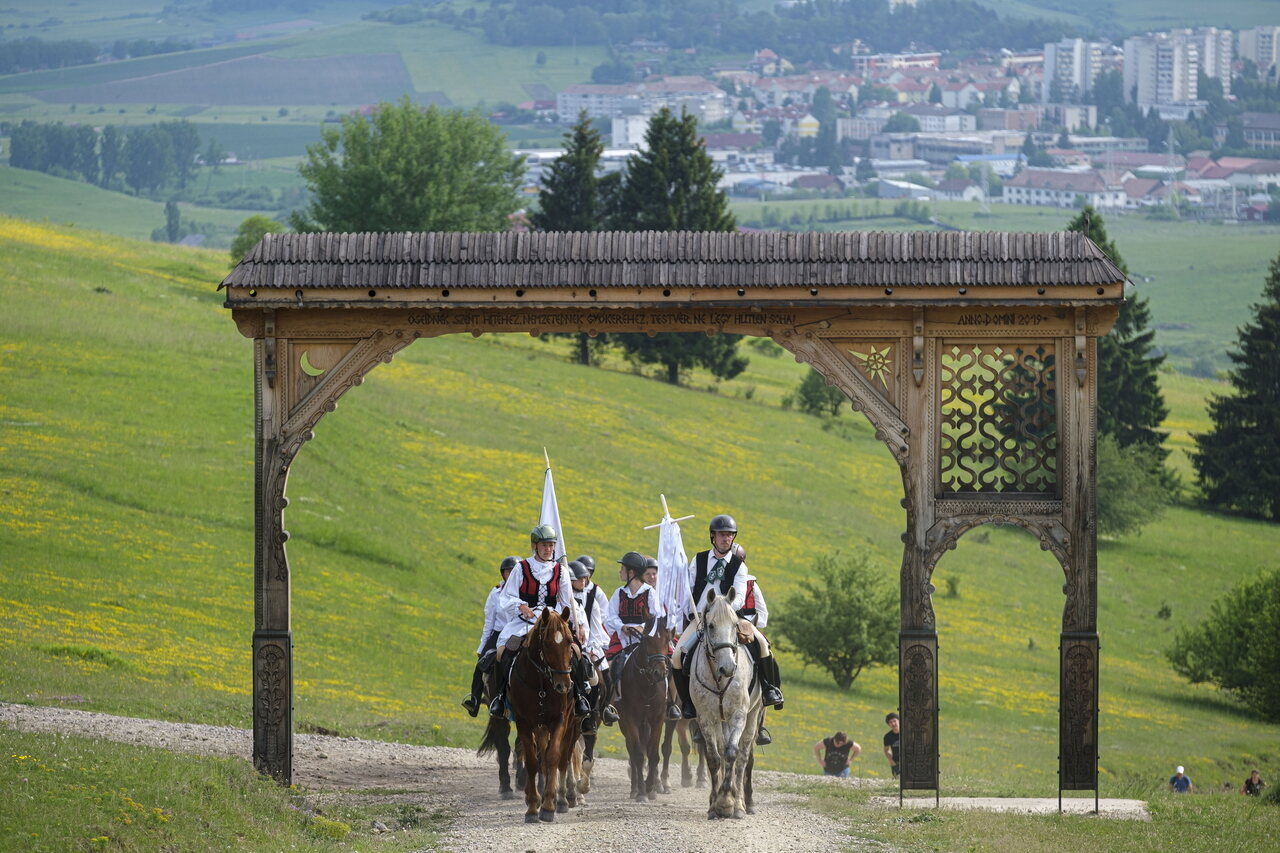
[[616, 615, 675, 801], [507, 607, 578, 823], [661, 718, 705, 791]]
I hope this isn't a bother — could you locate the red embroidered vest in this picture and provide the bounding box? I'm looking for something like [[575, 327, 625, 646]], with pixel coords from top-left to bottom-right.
[[517, 559, 559, 608]]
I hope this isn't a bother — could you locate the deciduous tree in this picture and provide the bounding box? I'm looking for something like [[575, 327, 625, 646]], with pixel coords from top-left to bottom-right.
[[290, 96, 524, 233], [774, 552, 897, 690], [231, 215, 285, 262]]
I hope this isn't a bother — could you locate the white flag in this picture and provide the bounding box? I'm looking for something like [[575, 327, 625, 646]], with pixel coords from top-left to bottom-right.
[[539, 458, 567, 564], [656, 517, 691, 629]]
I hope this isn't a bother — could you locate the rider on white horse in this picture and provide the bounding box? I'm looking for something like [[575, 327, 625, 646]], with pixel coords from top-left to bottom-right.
[[671, 514, 784, 743], [488, 524, 592, 719], [461, 555, 518, 716]]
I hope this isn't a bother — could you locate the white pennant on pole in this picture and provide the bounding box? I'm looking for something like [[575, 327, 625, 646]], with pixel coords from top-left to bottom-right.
[[539, 448, 567, 564], [646, 494, 694, 632]]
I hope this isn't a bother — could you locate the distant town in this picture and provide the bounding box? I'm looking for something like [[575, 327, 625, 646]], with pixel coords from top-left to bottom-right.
[[515, 26, 1280, 221]]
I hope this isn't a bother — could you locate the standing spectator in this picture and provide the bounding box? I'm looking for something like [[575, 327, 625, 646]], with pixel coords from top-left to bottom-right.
[[814, 731, 860, 778], [1242, 769, 1266, 796], [1169, 765, 1194, 793], [883, 712, 901, 778]]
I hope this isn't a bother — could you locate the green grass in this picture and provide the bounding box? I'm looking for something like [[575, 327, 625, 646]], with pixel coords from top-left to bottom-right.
[[1, 216, 1279, 846], [0, 166, 261, 246], [0, 727, 444, 852], [970, 0, 1280, 31], [792, 779, 1280, 853]]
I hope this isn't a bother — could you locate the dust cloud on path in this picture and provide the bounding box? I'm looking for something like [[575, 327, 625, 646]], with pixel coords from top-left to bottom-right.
[[2, 703, 878, 852]]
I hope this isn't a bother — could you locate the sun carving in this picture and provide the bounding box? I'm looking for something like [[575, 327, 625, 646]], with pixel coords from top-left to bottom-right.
[[850, 344, 893, 388]]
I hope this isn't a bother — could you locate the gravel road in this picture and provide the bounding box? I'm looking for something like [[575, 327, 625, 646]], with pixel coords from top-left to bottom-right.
[[2, 703, 870, 852]]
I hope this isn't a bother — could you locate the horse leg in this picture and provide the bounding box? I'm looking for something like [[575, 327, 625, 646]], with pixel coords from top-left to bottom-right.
[[519, 726, 540, 823], [676, 720, 693, 788], [495, 718, 514, 799], [702, 733, 724, 819], [744, 749, 755, 815], [645, 717, 663, 800], [622, 720, 644, 801], [660, 718, 675, 794], [580, 731, 596, 796], [537, 728, 558, 822]]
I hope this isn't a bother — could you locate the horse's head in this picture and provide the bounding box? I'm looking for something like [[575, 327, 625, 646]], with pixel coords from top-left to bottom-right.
[[636, 615, 672, 685], [702, 590, 741, 680], [528, 607, 574, 694]]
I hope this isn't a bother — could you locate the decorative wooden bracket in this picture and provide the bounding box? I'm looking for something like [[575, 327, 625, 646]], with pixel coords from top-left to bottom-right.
[[912, 307, 925, 386], [1074, 307, 1087, 387], [263, 310, 277, 389]]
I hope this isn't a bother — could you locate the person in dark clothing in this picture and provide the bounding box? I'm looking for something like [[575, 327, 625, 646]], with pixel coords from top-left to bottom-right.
[[814, 731, 860, 778], [1242, 769, 1266, 796], [883, 712, 901, 778]]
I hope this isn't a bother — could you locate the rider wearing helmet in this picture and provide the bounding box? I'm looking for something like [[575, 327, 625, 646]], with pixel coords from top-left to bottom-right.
[[605, 551, 661, 657], [460, 555, 518, 716], [671, 514, 784, 735], [571, 558, 618, 726], [488, 524, 591, 718]]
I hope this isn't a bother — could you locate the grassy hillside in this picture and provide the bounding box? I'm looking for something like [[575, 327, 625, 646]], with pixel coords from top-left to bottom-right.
[[0, 165, 260, 246], [970, 0, 1280, 32], [2, 216, 1279, 848]]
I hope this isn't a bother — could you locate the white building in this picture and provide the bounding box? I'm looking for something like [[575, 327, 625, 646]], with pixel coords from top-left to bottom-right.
[[1239, 26, 1280, 79], [1180, 28, 1233, 95], [556, 77, 728, 124], [1003, 168, 1125, 208], [611, 115, 649, 149], [1043, 38, 1106, 102], [1124, 33, 1198, 110]]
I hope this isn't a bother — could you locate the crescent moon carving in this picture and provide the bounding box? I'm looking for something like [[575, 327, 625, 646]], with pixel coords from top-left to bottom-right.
[[299, 350, 325, 377]]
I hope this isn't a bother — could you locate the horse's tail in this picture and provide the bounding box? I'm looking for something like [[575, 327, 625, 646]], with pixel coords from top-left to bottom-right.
[[477, 714, 507, 756]]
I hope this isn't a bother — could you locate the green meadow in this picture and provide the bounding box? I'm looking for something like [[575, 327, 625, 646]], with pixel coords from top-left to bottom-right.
[[1, 216, 1278, 847]]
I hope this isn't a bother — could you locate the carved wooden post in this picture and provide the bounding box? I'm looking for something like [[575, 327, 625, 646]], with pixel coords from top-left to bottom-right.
[[899, 325, 938, 793], [1059, 325, 1099, 793], [253, 320, 293, 784]]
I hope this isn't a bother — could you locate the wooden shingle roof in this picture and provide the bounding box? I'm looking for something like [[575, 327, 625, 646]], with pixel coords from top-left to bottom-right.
[[220, 230, 1126, 290]]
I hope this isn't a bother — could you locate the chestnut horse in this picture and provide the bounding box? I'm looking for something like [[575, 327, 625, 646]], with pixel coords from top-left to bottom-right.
[[508, 607, 578, 823], [616, 615, 675, 801]]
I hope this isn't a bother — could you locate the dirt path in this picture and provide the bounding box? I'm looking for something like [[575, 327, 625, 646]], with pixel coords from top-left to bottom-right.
[[1, 703, 869, 852]]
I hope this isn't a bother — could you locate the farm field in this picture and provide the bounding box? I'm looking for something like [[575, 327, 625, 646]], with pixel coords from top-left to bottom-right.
[[2, 215, 1278, 800]]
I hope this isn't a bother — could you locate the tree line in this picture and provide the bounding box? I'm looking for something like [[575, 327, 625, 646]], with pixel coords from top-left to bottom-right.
[[0, 36, 194, 75], [415, 0, 1076, 58], [6, 119, 202, 196]]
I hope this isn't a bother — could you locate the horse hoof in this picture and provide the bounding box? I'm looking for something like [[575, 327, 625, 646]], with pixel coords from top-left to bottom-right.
[[524, 813, 539, 824], [707, 811, 718, 820], [501, 790, 514, 801], [733, 809, 745, 819], [556, 801, 568, 814], [660, 784, 670, 794], [746, 806, 755, 815], [539, 809, 556, 823], [647, 790, 657, 801]]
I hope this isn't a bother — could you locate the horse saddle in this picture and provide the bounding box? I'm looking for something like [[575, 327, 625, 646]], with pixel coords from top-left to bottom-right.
[[478, 648, 498, 673]]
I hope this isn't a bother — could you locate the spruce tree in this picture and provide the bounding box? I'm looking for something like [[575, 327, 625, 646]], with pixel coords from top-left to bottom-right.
[[531, 111, 616, 364], [608, 107, 744, 384], [1192, 253, 1280, 520], [1066, 206, 1168, 460]]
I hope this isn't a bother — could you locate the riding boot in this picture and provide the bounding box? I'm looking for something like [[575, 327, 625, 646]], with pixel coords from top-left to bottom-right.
[[461, 659, 485, 717], [758, 655, 784, 710], [673, 667, 697, 719], [755, 710, 772, 746], [489, 652, 515, 718], [600, 670, 619, 725], [574, 681, 593, 719]]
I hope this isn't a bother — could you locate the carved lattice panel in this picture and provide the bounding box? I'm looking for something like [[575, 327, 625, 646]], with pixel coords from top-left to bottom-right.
[[938, 342, 1058, 495]]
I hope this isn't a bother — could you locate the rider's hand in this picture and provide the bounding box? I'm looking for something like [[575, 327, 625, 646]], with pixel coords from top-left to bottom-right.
[[519, 604, 535, 620]]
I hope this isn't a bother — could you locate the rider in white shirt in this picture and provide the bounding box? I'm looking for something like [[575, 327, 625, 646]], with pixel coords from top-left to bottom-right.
[[460, 555, 517, 717], [671, 514, 784, 737]]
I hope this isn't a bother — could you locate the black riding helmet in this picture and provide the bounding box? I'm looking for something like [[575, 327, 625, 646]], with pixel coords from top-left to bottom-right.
[[575, 554, 596, 573], [617, 550, 646, 580], [499, 555, 519, 574], [569, 560, 590, 580], [709, 513, 737, 547]]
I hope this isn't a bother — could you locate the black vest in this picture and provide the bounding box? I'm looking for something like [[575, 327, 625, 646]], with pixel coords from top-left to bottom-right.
[[582, 583, 599, 622], [617, 588, 651, 624], [692, 550, 743, 606]]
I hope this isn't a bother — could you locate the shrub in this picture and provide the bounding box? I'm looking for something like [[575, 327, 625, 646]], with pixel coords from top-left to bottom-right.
[[1166, 568, 1280, 722], [793, 367, 845, 416]]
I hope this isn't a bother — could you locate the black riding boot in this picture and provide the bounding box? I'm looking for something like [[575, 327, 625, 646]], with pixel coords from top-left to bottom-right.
[[674, 666, 697, 719], [489, 651, 516, 717], [461, 656, 488, 716], [758, 654, 784, 710], [755, 709, 772, 746]]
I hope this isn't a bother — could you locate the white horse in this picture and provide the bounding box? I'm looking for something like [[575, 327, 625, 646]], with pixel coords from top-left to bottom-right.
[[688, 589, 763, 819]]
